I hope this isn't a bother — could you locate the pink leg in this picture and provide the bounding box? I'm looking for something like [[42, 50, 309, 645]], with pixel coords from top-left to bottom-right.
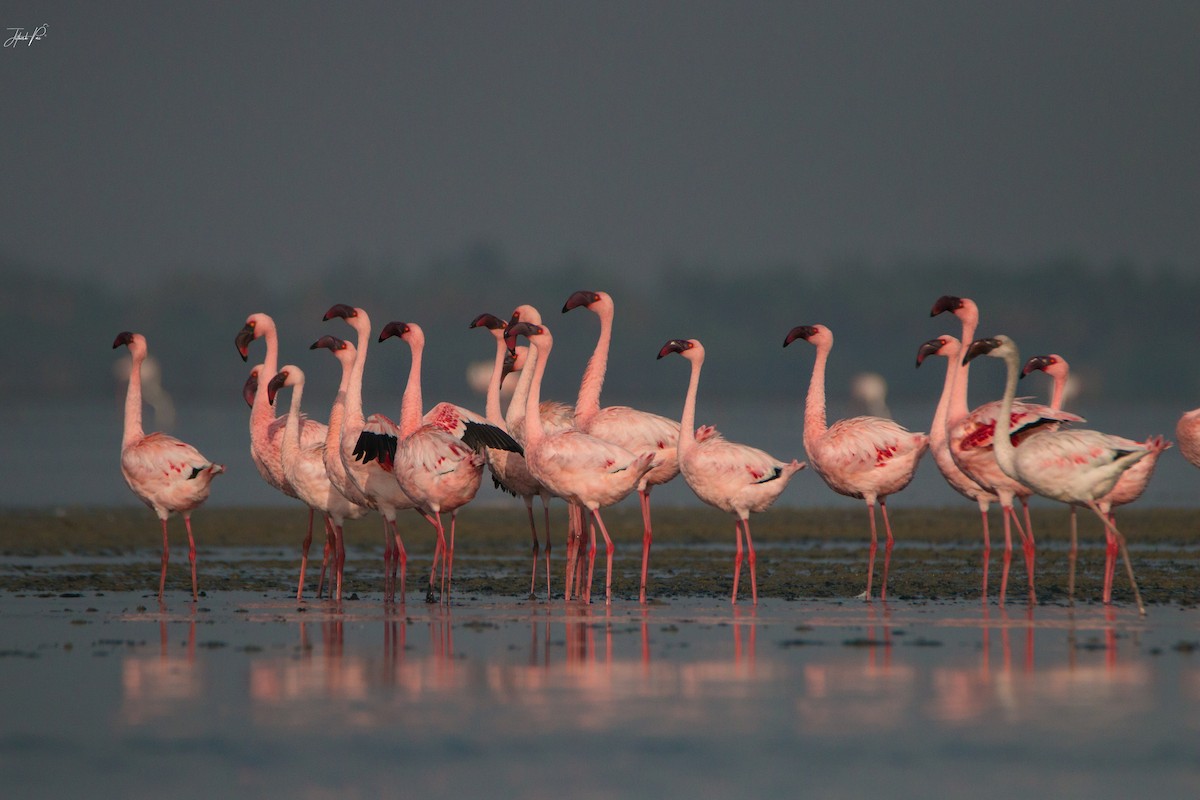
[[1020, 499, 1037, 602], [316, 516, 335, 599], [382, 517, 395, 602], [638, 488, 653, 605], [1068, 505, 1079, 602], [1087, 501, 1144, 615], [446, 512, 457, 602], [525, 498, 539, 598], [732, 519, 744, 603], [590, 509, 615, 605], [159, 517, 170, 599], [427, 514, 446, 603], [334, 522, 346, 602], [743, 516, 758, 605], [979, 504, 991, 603], [564, 505, 576, 600], [392, 518, 408, 603], [864, 501, 878, 600], [542, 501, 553, 601], [1103, 513, 1118, 604], [184, 514, 198, 601], [999, 505, 1015, 605], [586, 513, 597, 605], [296, 509, 315, 601], [879, 499, 894, 601]]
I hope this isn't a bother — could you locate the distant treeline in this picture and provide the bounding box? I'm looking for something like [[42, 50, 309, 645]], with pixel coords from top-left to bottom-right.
[[6, 247, 1199, 409]]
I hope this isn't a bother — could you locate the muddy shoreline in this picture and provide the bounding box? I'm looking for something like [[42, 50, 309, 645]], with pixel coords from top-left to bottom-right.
[[1, 506, 1197, 605]]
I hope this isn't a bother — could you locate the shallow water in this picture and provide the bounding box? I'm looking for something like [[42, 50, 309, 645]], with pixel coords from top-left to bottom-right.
[[2, 590, 1197, 799]]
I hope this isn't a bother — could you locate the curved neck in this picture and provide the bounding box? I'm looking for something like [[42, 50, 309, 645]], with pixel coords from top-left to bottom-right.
[[345, 318, 370, 432], [507, 349, 535, 429], [575, 305, 612, 425], [929, 355, 955, 452], [947, 312, 978, 428], [122, 352, 146, 448], [991, 348, 1021, 475], [326, 355, 354, 457], [677, 355, 702, 455], [484, 333, 506, 425], [524, 338, 551, 447], [262, 325, 279, 379], [399, 337, 425, 437], [803, 342, 830, 445], [282, 381, 304, 460], [1049, 371, 1066, 411]]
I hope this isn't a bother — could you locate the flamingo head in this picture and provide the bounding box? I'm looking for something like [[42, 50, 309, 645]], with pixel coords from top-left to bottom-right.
[[469, 313, 507, 334], [507, 304, 544, 329], [562, 290, 603, 313], [234, 313, 274, 361], [963, 335, 1015, 365], [505, 321, 548, 353], [310, 335, 356, 366], [243, 365, 261, 408], [266, 366, 303, 405], [1022, 353, 1068, 381], [915, 335, 958, 367], [323, 303, 361, 322], [931, 295, 979, 326], [378, 320, 419, 345], [782, 324, 830, 348], [657, 338, 703, 362], [112, 331, 148, 359]]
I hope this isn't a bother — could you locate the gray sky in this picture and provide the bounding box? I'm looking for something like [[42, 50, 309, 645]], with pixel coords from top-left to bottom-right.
[[3, 1, 1197, 290]]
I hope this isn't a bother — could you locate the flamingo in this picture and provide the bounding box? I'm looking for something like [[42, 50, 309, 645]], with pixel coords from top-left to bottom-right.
[[470, 313, 555, 599], [235, 313, 332, 597], [658, 338, 805, 604], [1022, 352, 1171, 602], [931, 295, 1082, 604], [506, 320, 657, 605], [562, 290, 682, 604], [267, 365, 368, 601], [323, 304, 429, 603], [1176, 405, 1200, 469], [309, 335, 374, 598], [965, 335, 1152, 615], [370, 320, 521, 603], [783, 324, 929, 600], [113, 332, 224, 601], [915, 335, 1000, 601], [506, 304, 584, 598]]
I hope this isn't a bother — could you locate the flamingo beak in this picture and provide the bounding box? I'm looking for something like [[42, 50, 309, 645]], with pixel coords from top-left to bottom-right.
[[657, 340, 690, 359], [930, 295, 963, 317], [782, 325, 817, 347], [234, 324, 255, 361]]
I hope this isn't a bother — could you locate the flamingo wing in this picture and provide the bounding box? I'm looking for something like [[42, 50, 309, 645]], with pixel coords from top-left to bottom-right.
[[817, 417, 922, 472], [584, 405, 680, 455]]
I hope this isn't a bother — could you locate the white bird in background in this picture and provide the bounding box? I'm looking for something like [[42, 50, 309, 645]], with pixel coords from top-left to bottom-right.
[[784, 324, 928, 601], [469, 312, 555, 600], [965, 335, 1152, 615], [658, 338, 805, 604], [267, 365, 368, 601], [506, 320, 657, 605], [113, 332, 224, 601], [323, 303, 429, 603], [562, 290, 682, 604], [1022, 352, 1171, 603], [235, 313, 332, 597], [850, 372, 891, 419], [915, 334, 1000, 601]]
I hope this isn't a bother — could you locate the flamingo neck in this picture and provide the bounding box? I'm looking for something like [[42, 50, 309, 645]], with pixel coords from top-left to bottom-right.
[[484, 333, 506, 425], [399, 338, 424, 437], [677, 355, 702, 456], [262, 324, 279, 380], [122, 351, 146, 448], [524, 338, 551, 448], [326, 356, 354, 461], [574, 304, 612, 427], [1049, 370, 1066, 411], [344, 318, 370, 434], [282, 379, 304, 463], [929, 354, 955, 453], [991, 347, 1021, 477], [507, 348, 536, 431], [803, 342, 831, 445], [946, 313, 977, 429], [250, 366, 277, 444]]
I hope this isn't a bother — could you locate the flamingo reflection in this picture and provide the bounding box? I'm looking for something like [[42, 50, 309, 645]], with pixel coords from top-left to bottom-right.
[[119, 617, 201, 726]]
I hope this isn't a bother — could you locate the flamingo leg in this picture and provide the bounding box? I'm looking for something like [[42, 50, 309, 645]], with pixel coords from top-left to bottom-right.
[[732, 518, 744, 604], [158, 517, 170, 600], [334, 522, 346, 602], [296, 509, 315, 601], [638, 488, 653, 605], [863, 501, 878, 600], [542, 499, 552, 601], [393, 518, 408, 603], [525, 497, 539, 599], [184, 514, 198, 601], [1087, 501, 1145, 616], [382, 517, 395, 603], [427, 514, 446, 604], [316, 515, 335, 600], [979, 503, 991, 603], [446, 511, 457, 603], [743, 516, 758, 605], [591, 509, 615, 605], [1068, 505, 1078, 602], [585, 513, 598, 605], [879, 499, 894, 601], [1103, 512, 1119, 604]]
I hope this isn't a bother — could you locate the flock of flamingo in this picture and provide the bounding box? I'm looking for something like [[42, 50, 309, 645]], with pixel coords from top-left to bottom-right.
[[113, 293, 1200, 612]]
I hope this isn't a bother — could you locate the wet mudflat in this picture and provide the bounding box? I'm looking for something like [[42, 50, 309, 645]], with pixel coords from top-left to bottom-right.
[[0, 506, 1198, 798]]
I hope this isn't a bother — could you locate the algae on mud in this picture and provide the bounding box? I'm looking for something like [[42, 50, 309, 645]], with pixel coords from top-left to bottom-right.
[[0, 506, 1196, 605]]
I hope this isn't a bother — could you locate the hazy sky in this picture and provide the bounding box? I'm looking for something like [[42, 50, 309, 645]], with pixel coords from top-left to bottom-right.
[[3, 1, 1197, 290]]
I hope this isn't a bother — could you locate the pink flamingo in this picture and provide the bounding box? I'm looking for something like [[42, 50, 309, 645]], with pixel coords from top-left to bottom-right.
[[323, 304, 428, 603], [1022, 352, 1171, 602], [965, 336, 1152, 615], [658, 338, 805, 604], [375, 320, 520, 603], [470, 313, 555, 599], [915, 335, 1000, 601], [267, 365, 368, 601], [1176, 405, 1200, 469], [507, 320, 657, 605], [783, 324, 928, 600], [235, 313, 332, 598], [562, 290, 681, 604], [931, 295, 1081, 604], [113, 332, 224, 601]]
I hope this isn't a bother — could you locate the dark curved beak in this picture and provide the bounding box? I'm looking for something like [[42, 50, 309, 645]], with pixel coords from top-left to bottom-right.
[[323, 303, 356, 322], [501, 349, 518, 380], [378, 321, 407, 342], [310, 335, 344, 352], [915, 339, 943, 368], [657, 339, 690, 359], [505, 321, 541, 353], [234, 323, 255, 361], [243, 371, 258, 408], [562, 290, 598, 313], [1021, 355, 1053, 378], [782, 325, 816, 347], [931, 295, 963, 317], [266, 371, 287, 405], [112, 331, 134, 349], [470, 313, 506, 331], [963, 337, 1001, 365]]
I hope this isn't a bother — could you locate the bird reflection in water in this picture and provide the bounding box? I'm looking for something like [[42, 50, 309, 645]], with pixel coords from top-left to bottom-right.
[[118, 617, 200, 726]]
